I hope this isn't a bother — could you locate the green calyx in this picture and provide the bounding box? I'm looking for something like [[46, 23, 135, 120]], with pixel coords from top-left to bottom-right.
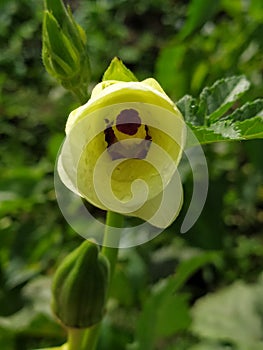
[[51, 240, 109, 329], [102, 57, 138, 82]]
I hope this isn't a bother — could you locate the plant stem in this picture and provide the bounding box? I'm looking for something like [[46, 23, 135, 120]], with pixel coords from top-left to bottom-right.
[[80, 211, 124, 350], [80, 324, 101, 350], [67, 329, 85, 350], [102, 211, 124, 283]]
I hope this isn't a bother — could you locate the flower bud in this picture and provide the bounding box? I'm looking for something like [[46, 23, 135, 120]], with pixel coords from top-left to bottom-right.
[[51, 240, 109, 329], [42, 0, 90, 100]]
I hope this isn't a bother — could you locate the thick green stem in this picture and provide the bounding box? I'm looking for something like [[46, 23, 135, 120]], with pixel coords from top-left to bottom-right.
[[80, 324, 101, 350], [102, 211, 124, 283], [80, 211, 124, 350], [67, 329, 85, 350]]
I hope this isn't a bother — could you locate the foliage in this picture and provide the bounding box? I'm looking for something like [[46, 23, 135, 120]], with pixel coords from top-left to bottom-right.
[[0, 0, 263, 349], [177, 75, 263, 146]]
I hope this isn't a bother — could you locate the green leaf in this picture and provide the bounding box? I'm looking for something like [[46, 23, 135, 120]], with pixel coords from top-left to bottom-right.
[[186, 116, 263, 147], [180, 0, 220, 39], [198, 75, 250, 124], [234, 116, 263, 139], [177, 95, 200, 125], [180, 77, 263, 146], [172, 252, 219, 293], [155, 44, 188, 98], [191, 280, 263, 348], [155, 293, 190, 338], [225, 98, 263, 122], [102, 57, 138, 82], [133, 252, 219, 350], [135, 278, 191, 350], [110, 267, 134, 307]]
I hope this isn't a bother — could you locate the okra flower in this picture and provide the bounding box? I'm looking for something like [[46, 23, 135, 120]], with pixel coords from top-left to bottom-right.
[[58, 77, 186, 228]]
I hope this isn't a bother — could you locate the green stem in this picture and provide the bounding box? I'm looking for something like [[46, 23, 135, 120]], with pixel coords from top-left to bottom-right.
[[80, 324, 101, 350], [102, 211, 124, 283], [80, 211, 124, 350], [67, 329, 85, 350]]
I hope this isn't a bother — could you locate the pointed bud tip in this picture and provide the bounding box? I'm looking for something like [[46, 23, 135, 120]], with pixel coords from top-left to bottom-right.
[[102, 57, 138, 82]]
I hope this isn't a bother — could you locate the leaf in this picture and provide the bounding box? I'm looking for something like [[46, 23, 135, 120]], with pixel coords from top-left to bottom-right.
[[224, 99, 263, 122], [186, 116, 263, 147], [180, 0, 220, 39], [155, 44, 188, 98], [110, 267, 134, 307], [154, 293, 190, 338], [172, 252, 219, 293], [198, 75, 250, 124], [234, 116, 263, 139], [135, 278, 191, 350], [133, 252, 219, 350], [177, 95, 200, 125], [183, 91, 263, 147], [191, 280, 263, 348]]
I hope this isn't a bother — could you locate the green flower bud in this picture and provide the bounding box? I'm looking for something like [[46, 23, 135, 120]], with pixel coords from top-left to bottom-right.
[[42, 0, 90, 100], [51, 240, 109, 329], [58, 59, 186, 228]]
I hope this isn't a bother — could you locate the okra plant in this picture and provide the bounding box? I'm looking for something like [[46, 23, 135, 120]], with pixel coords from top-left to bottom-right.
[[39, 0, 263, 349]]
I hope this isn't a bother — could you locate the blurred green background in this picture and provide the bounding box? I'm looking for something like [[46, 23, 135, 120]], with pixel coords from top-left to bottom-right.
[[0, 0, 263, 349]]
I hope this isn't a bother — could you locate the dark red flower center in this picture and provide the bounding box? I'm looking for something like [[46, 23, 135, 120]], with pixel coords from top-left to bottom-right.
[[116, 109, 141, 135], [104, 109, 152, 160]]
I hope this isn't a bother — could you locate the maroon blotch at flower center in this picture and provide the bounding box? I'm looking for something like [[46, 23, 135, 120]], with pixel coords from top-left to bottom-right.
[[116, 109, 141, 135]]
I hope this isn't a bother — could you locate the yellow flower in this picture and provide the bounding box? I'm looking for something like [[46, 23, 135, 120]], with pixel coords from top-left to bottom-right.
[[58, 77, 186, 228]]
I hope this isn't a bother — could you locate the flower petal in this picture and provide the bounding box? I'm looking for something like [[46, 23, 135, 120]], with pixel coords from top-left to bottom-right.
[[58, 78, 186, 229]]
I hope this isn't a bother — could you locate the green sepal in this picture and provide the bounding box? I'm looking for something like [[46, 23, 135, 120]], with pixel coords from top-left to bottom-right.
[[51, 240, 109, 329], [43, 11, 77, 77], [42, 0, 90, 102], [44, 0, 86, 50], [44, 0, 68, 27], [102, 57, 138, 82]]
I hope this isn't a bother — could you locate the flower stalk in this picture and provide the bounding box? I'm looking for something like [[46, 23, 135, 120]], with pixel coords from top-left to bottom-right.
[[67, 329, 86, 350], [80, 211, 124, 350]]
